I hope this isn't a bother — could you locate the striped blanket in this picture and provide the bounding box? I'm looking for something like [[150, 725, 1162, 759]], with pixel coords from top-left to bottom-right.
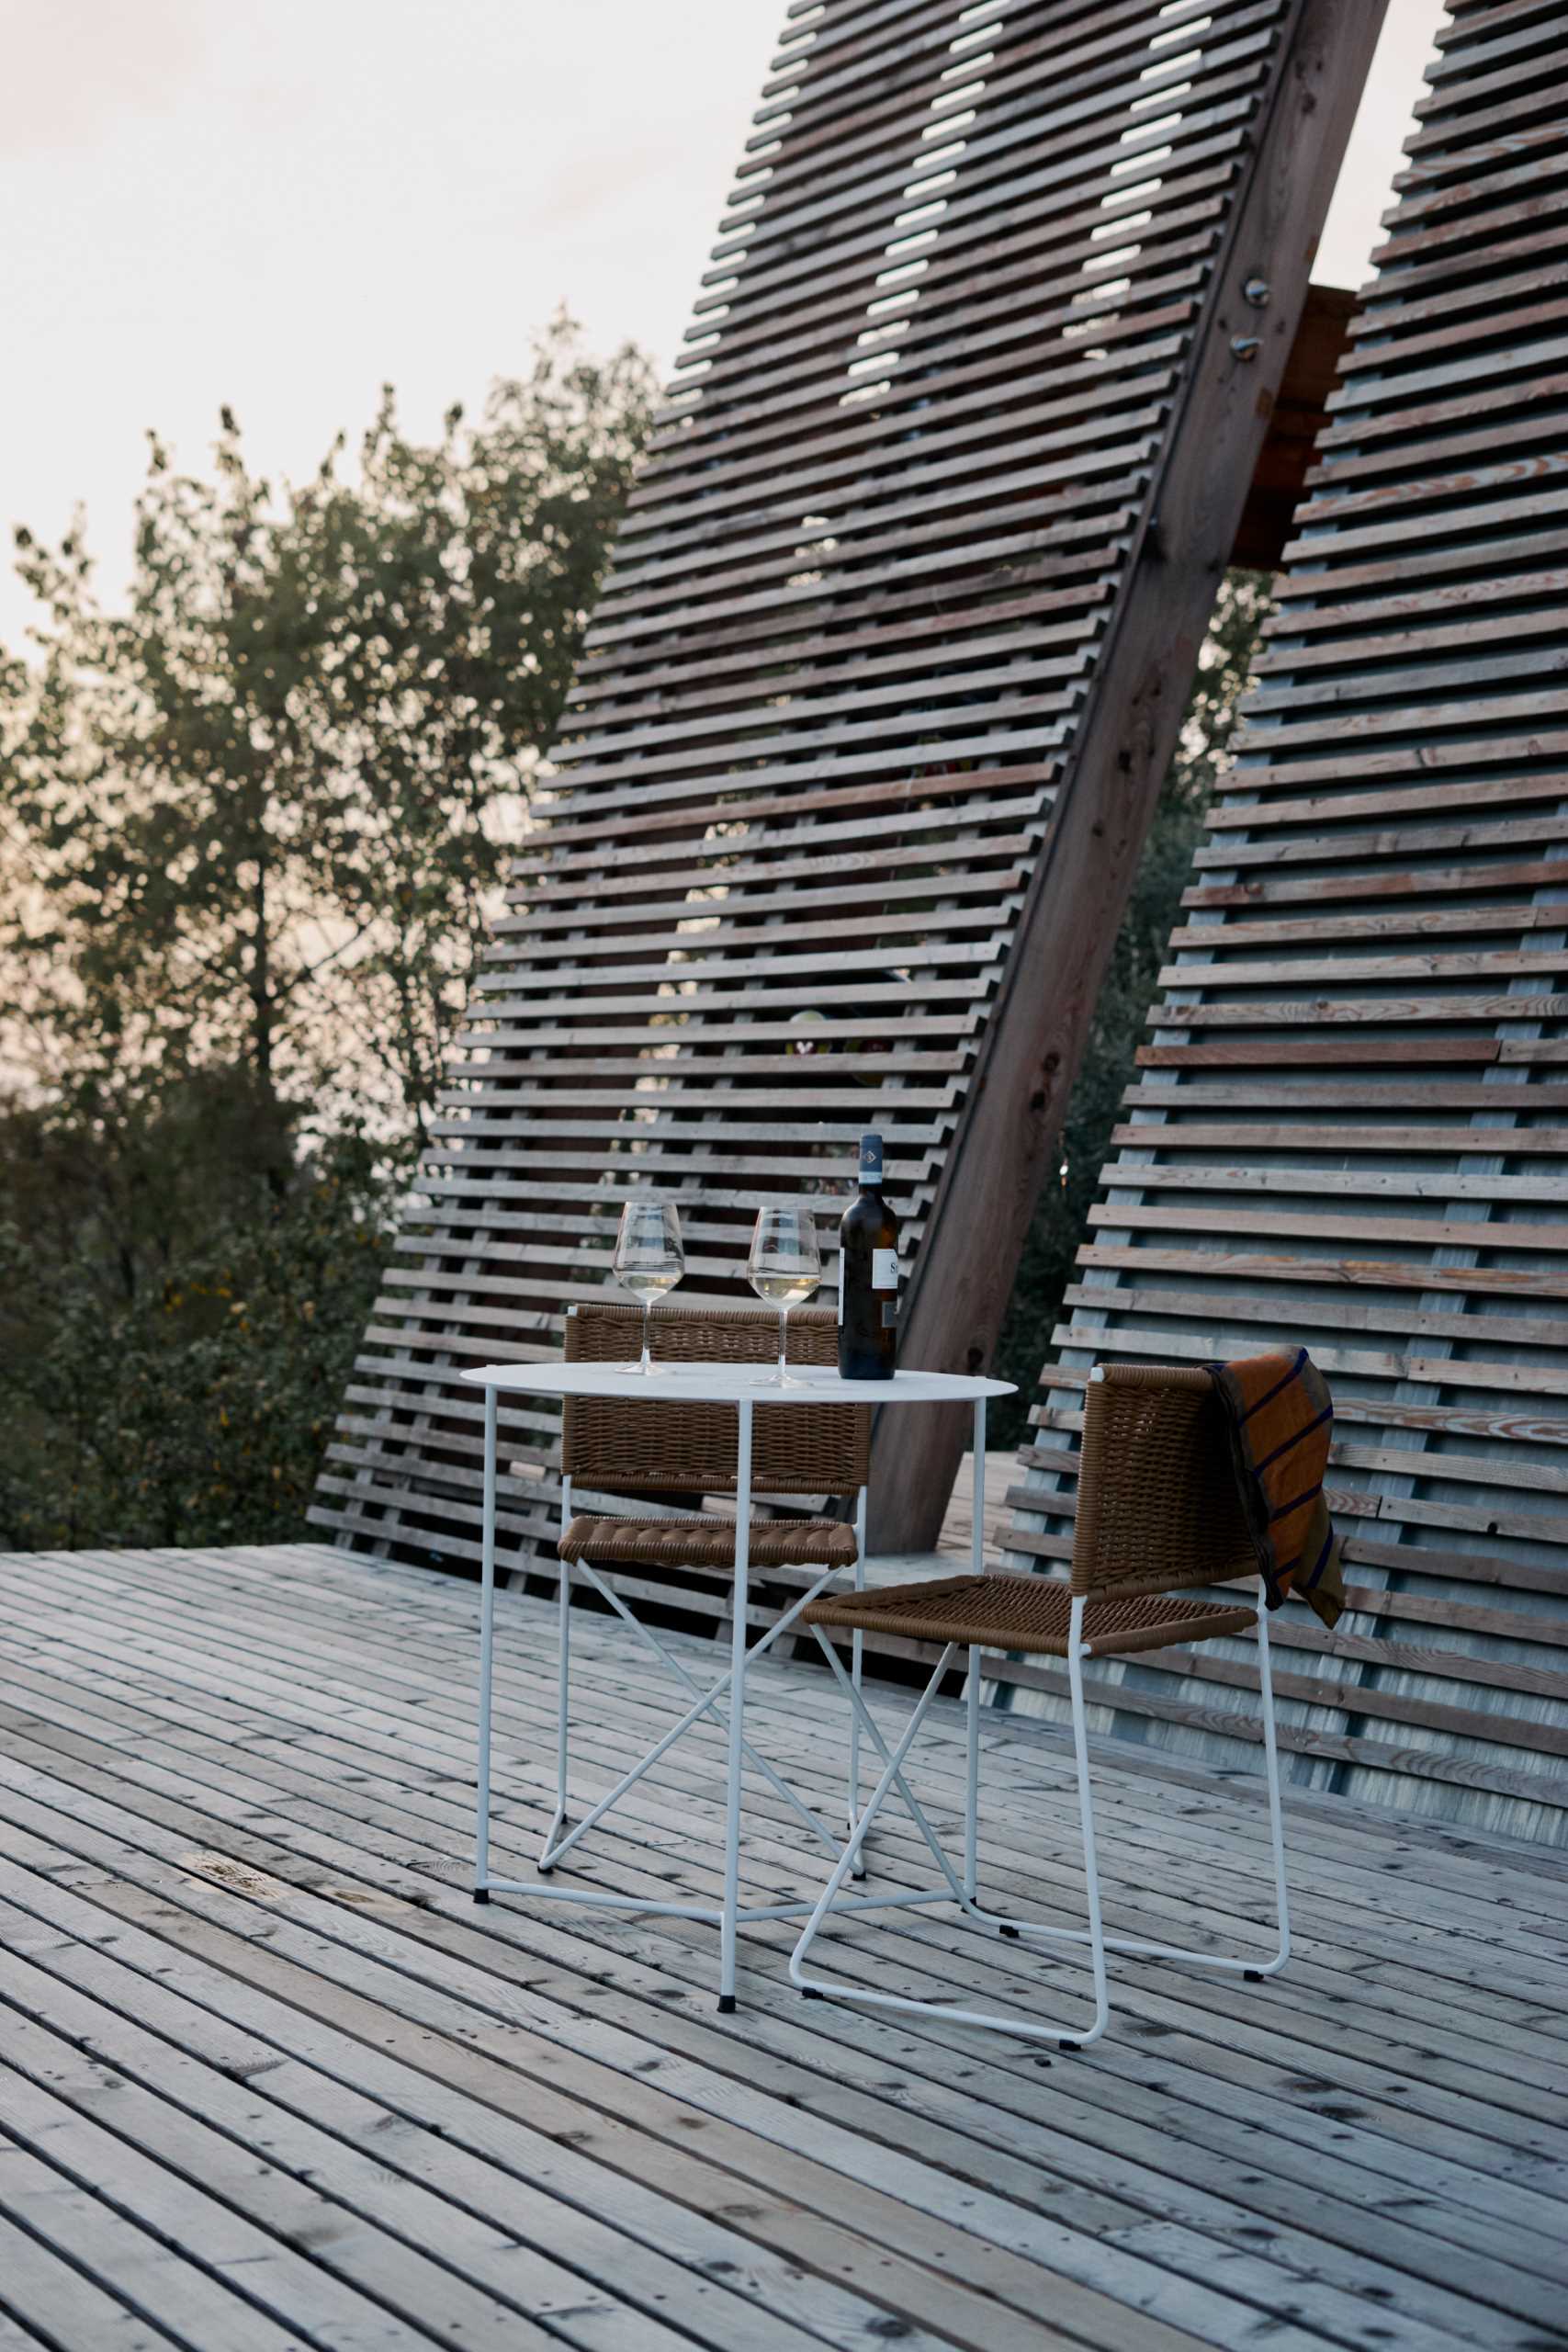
[[1208, 1349, 1345, 1630]]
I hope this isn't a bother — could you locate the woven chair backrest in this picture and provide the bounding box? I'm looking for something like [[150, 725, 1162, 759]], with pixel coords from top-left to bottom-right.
[[561, 1302, 869, 1498], [1070, 1363, 1258, 1600]]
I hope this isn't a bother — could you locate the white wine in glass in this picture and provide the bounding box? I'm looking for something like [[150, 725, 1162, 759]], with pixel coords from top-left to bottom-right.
[[747, 1206, 821, 1385], [614, 1198, 684, 1374]]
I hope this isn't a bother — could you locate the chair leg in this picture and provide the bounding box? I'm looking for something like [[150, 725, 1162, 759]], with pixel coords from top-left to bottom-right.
[[1065, 1606, 1111, 2048], [1251, 1604, 1291, 1978], [963, 1401, 986, 1905], [718, 1399, 753, 2012], [960, 1600, 1111, 2049], [474, 1386, 498, 1904], [790, 1630, 1110, 2047], [964, 1606, 1290, 1989]]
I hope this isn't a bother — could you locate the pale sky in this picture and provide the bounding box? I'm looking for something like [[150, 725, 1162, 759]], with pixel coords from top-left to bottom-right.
[[0, 0, 1448, 652]]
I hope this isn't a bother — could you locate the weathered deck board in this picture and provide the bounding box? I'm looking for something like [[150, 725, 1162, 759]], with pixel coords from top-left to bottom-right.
[[1, 1542, 1565, 2352]]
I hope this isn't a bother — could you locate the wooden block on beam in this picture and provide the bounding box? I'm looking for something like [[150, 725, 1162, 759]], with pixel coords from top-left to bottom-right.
[[1229, 284, 1356, 572]]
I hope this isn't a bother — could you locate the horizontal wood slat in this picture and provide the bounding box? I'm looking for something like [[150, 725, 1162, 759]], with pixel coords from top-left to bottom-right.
[[319, 0, 1379, 1572], [1006, 0, 1568, 1846]]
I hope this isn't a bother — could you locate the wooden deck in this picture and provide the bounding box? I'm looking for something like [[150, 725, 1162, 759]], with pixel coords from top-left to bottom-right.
[[1, 1540, 1566, 2352]]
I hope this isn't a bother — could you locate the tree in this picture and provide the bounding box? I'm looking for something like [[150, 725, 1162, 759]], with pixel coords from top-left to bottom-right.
[[0, 1103, 392, 1551], [989, 571, 1273, 1444], [0, 320, 655, 1549], [0, 313, 656, 1146]]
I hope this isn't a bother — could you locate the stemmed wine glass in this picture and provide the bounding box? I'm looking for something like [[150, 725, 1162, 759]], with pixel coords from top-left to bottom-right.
[[614, 1197, 684, 1374], [747, 1206, 821, 1386]]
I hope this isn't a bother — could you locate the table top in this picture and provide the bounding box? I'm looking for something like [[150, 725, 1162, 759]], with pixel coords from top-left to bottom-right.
[[459, 1361, 1014, 1407]]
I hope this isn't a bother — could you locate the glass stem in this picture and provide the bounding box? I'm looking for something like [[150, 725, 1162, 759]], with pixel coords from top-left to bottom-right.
[[778, 1305, 788, 1383], [641, 1299, 652, 1375]]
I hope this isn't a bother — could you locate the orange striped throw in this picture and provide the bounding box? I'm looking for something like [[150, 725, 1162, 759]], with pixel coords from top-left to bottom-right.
[[1208, 1349, 1344, 1631]]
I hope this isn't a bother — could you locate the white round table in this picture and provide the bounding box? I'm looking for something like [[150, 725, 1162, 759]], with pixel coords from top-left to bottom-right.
[[462, 1362, 1013, 1408], [458, 1355, 1014, 2008]]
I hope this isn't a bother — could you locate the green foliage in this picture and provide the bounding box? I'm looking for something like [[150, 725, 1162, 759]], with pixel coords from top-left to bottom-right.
[[0, 318, 654, 1548], [2, 315, 655, 1135], [989, 572, 1272, 1446], [0, 1106, 390, 1549]]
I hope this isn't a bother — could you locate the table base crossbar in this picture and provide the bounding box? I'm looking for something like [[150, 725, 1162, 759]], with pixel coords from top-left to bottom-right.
[[536, 1552, 848, 1876]]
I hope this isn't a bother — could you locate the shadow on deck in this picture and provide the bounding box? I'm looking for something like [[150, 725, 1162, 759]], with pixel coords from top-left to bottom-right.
[[0, 1539, 1564, 2352]]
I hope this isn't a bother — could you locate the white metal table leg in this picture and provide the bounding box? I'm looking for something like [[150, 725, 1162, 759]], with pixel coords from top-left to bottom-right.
[[1066, 1594, 1111, 2047], [849, 1485, 867, 1878], [539, 1471, 573, 1867], [718, 1397, 752, 2013], [964, 1398, 985, 1900], [474, 1385, 498, 1904]]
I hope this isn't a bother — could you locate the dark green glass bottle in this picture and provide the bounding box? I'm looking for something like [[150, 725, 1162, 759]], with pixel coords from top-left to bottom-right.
[[837, 1132, 900, 1379]]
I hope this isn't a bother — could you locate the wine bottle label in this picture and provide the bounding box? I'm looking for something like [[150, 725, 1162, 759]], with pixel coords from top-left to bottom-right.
[[872, 1248, 898, 1291]]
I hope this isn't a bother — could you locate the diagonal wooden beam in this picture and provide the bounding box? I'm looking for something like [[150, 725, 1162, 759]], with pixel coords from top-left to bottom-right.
[[872, 0, 1387, 1551]]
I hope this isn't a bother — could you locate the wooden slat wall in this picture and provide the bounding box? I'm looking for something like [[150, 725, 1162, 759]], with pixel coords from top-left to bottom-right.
[[317, 0, 1368, 1574], [1005, 0, 1568, 1845]]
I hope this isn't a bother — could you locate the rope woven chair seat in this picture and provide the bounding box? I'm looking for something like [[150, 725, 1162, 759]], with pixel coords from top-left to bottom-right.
[[560, 1514, 858, 1571], [804, 1573, 1257, 1658]]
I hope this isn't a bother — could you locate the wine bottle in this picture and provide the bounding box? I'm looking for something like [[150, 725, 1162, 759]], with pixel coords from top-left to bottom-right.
[[838, 1132, 900, 1379]]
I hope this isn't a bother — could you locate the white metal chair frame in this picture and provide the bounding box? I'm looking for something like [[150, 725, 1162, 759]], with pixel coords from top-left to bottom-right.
[[787, 1388, 1291, 2048]]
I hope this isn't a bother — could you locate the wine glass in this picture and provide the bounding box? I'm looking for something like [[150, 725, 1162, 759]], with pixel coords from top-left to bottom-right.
[[614, 1197, 684, 1374], [747, 1206, 821, 1386]]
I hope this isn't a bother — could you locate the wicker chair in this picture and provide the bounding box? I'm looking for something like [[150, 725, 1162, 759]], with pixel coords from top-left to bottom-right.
[[558, 1300, 866, 1577], [788, 1361, 1291, 2048], [536, 1302, 877, 1954]]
